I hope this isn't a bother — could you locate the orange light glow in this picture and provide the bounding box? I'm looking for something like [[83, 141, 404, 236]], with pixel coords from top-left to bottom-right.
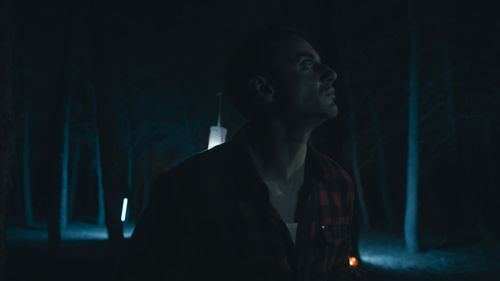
[[349, 256, 358, 267]]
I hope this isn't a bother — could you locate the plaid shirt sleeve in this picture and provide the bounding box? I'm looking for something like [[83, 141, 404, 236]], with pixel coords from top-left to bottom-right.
[[296, 151, 361, 281], [324, 166, 356, 281], [325, 166, 366, 281]]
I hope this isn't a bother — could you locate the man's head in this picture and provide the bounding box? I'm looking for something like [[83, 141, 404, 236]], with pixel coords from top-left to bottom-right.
[[224, 27, 338, 124]]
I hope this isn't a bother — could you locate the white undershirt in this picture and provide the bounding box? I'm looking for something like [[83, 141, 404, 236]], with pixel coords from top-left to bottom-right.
[[286, 222, 298, 244]]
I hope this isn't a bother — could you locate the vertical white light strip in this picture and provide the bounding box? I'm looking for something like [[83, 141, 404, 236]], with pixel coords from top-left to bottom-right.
[[121, 198, 128, 222]]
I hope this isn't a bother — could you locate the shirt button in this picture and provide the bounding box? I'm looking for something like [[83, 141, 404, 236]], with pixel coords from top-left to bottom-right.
[[321, 225, 326, 230]]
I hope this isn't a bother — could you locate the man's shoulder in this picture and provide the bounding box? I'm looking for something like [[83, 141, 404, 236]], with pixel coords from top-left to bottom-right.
[[152, 142, 235, 193]]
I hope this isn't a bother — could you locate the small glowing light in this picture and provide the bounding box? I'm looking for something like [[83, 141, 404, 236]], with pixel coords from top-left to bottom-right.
[[121, 198, 128, 222], [349, 256, 358, 267], [207, 125, 227, 149]]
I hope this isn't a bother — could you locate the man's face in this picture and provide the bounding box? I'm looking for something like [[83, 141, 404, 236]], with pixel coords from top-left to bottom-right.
[[270, 36, 338, 121]]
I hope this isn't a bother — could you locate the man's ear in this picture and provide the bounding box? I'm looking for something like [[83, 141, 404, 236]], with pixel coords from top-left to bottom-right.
[[248, 76, 274, 103]]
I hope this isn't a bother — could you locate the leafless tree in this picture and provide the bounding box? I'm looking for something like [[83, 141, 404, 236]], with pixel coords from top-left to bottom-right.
[[0, 0, 15, 276], [90, 0, 124, 248], [404, 0, 420, 253]]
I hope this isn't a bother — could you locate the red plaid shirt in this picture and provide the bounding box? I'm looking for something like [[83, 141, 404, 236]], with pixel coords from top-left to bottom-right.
[[118, 125, 360, 281]]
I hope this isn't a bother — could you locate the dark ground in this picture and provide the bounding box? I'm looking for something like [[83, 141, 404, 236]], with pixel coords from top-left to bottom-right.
[[6, 222, 500, 281]]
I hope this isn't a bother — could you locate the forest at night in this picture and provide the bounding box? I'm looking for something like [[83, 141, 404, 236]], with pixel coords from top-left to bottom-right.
[[1, 0, 499, 280]]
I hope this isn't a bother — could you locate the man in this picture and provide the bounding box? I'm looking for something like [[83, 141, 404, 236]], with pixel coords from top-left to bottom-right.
[[117, 27, 361, 281]]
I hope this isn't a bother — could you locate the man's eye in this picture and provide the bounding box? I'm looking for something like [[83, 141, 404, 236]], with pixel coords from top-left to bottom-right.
[[303, 60, 314, 70]]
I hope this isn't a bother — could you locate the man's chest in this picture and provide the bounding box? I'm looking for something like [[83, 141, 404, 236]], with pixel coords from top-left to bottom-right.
[[264, 180, 303, 223], [268, 188, 299, 223]]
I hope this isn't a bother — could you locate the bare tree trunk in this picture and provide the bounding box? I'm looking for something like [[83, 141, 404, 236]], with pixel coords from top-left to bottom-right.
[[127, 120, 133, 193], [60, 93, 72, 231], [0, 0, 15, 276], [477, 123, 494, 242], [437, 18, 457, 144], [126, 119, 133, 220], [348, 90, 371, 232], [141, 149, 150, 215], [23, 105, 34, 226], [91, 89, 106, 227], [93, 85, 124, 245], [47, 8, 72, 250], [438, 15, 489, 243], [133, 154, 141, 220], [421, 161, 441, 221], [95, 135, 105, 227], [90, 0, 124, 247], [329, 4, 371, 232], [404, 0, 420, 254], [368, 101, 395, 228], [68, 138, 80, 222]]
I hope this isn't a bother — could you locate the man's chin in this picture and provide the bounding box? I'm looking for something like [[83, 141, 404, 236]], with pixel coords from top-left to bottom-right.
[[325, 104, 338, 119]]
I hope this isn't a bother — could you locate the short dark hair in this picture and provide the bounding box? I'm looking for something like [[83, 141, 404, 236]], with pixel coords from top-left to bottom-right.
[[223, 26, 303, 121]]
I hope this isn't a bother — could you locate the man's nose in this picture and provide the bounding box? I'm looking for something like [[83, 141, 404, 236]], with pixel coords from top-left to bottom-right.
[[321, 64, 338, 84]]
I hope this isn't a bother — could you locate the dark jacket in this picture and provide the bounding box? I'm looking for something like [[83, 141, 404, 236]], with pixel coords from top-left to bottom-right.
[[117, 126, 359, 281]]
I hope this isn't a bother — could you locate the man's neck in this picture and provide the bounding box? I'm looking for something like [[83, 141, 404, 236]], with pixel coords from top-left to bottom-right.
[[242, 118, 319, 184]]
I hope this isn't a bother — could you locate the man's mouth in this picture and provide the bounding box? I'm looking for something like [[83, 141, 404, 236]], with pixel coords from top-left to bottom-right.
[[325, 88, 336, 99]]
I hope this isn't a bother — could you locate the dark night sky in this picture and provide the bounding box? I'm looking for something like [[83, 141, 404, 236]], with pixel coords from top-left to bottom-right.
[[7, 0, 500, 244]]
